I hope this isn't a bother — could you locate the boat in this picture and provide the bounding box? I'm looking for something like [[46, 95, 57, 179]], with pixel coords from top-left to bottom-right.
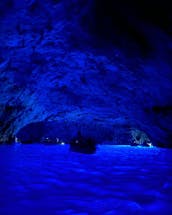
[[69, 132, 97, 154]]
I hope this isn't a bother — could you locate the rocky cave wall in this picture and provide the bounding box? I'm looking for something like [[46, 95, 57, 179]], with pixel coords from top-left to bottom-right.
[[0, 0, 172, 147]]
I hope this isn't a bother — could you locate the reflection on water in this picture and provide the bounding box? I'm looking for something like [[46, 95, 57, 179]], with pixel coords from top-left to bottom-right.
[[0, 144, 172, 215]]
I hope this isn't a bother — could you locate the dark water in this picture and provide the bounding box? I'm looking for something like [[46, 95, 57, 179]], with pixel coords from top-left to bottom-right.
[[0, 144, 172, 215]]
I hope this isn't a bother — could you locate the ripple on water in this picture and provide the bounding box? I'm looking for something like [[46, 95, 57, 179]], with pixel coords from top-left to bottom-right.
[[0, 145, 172, 214]]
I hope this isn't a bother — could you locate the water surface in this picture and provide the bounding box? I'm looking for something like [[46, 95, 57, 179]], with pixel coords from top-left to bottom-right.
[[0, 144, 172, 215]]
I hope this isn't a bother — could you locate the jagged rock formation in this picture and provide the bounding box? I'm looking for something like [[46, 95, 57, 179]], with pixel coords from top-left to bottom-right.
[[0, 0, 172, 147]]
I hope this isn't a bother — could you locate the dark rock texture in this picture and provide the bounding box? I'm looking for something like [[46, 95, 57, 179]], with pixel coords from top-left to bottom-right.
[[0, 0, 172, 147]]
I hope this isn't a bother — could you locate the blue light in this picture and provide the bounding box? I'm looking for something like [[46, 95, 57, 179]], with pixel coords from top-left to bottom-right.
[[0, 145, 172, 214]]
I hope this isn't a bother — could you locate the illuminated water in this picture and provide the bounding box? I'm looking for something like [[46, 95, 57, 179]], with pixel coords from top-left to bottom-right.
[[0, 144, 172, 215]]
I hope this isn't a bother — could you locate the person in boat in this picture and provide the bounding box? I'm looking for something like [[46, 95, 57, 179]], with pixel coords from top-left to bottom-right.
[[70, 131, 96, 154]]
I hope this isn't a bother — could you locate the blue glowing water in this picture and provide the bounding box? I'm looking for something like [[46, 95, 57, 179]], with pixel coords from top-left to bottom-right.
[[0, 145, 172, 215]]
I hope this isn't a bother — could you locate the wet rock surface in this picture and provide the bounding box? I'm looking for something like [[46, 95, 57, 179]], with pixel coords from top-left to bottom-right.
[[0, 0, 172, 147]]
